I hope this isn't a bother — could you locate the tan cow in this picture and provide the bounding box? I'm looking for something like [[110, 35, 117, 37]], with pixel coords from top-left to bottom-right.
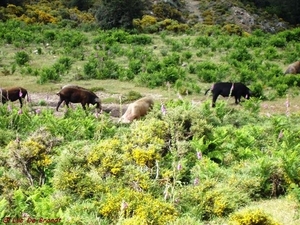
[[284, 61, 300, 74], [119, 96, 154, 123]]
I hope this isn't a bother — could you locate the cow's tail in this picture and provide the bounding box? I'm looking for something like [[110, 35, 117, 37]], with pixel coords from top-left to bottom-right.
[[26, 92, 30, 102], [205, 84, 214, 95], [204, 88, 210, 95]]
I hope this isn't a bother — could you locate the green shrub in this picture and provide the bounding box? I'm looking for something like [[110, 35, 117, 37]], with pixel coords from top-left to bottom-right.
[[97, 59, 120, 79], [43, 30, 56, 41], [122, 91, 143, 103], [83, 57, 98, 79], [128, 34, 152, 45], [264, 46, 280, 60], [268, 36, 286, 48], [227, 47, 252, 62], [193, 36, 210, 48], [195, 61, 228, 82], [242, 35, 264, 48], [129, 59, 142, 74], [15, 51, 30, 66], [275, 83, 289, 97], [38, 67, 61, 84]]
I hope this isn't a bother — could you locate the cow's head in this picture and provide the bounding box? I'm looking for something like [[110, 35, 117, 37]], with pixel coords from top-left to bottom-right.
[[245, 89, 251, 99]]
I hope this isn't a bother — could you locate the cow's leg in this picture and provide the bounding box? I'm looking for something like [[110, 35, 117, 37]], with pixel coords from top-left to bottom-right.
[[212, 93, 219, 107], [56, 99, 64, 111], [81, 102, 87, 110], [235, 96, 239, 104], [235, 95, 241, 104], [65, 100, 70, 108], [18, 98, 23, 108]]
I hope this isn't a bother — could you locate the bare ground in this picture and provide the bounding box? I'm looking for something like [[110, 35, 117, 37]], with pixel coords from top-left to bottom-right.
[[19, 90, 300, 120]]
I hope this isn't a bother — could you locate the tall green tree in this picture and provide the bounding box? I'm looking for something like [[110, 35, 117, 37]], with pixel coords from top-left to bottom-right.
[[95, 0, 148, 29]]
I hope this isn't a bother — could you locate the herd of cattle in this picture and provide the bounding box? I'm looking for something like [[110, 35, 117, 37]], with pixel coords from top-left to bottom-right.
[[0, 60, 299, 122], [0, 85, 154, 123]]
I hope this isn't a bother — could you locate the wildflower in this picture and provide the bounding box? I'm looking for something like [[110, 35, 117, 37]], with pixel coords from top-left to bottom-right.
[[120, 200, 128, 211], [22, 212, 30, 218], [164, 189, 170, 200], [94, 110, 99, 119], [196, 151, 202, 160], [286, 94, 290, 117], [177, 163, 182, 171], [15, 136, 20, 143], [35, 108, 41, 115], [18, 109, 22, 114], [7, 105, 12, 112], [161, 103, 167, 115], [278, 129, 284, 140], [194, 178, 199, 186]]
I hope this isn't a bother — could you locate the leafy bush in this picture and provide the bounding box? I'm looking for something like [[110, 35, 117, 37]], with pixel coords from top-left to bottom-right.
[[227, 47, 252, 62], [195, 61, 229, 82], [121, 91, 143, 103], [15, 51, 30, 66], [37, 67, 61, 84]]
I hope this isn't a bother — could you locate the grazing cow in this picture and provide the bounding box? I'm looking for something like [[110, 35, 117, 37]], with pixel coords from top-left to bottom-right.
[[61, 84, 88, 90], [119, 96, 154, 123], [205, 82, 251, 107], [284, 61, 300, 74], [56, 86, 101, 112], [0, 87, 28, 108]]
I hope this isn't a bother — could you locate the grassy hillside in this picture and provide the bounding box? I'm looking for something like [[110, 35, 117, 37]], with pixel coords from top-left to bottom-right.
[[0, 20, 300, 225]]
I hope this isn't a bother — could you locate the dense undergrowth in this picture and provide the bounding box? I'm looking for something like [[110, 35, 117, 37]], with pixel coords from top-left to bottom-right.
[[0, 99, 299, 224]]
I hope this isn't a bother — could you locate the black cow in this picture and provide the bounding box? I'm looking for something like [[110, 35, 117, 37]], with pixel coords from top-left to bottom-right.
[[205, 82, 251, 107]]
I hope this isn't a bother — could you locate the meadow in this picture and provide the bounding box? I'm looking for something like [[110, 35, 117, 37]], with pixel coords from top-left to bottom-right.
[[0, 20, 300, 224]]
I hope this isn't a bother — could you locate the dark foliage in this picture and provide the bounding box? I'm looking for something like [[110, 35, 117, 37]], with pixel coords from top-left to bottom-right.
[[0, 0, 23, 7], [241, 0, 300, 25], [95, 0, 148, 29], [62, 0, 94, 11]]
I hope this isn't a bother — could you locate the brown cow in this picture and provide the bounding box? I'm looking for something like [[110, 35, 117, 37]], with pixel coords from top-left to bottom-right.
[[56, 86, 101, 112], [284, 61, 300, 74], [119, 96, 154, 123], [61, 84, 88, 90], [0, 87, 28, 108]]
